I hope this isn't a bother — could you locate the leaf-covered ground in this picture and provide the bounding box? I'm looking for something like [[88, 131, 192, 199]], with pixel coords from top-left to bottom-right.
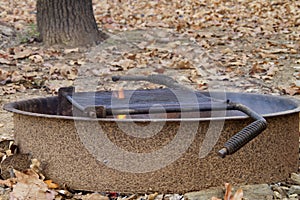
[[1, 0, 300, 199], [0, 0, 300, 133]]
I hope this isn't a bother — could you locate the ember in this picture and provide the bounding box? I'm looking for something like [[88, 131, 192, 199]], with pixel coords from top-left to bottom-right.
[[116, 88, 126, 119]]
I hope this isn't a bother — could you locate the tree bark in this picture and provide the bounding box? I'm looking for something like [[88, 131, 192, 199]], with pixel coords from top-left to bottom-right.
[[36, 0, 107, 47]]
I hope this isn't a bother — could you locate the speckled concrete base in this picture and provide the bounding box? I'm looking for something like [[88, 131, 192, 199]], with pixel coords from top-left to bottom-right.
[[13, 112, 298, 193]]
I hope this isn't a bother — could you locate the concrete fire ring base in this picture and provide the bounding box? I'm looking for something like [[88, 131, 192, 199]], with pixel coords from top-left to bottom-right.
[[13, 113, 298, 193]]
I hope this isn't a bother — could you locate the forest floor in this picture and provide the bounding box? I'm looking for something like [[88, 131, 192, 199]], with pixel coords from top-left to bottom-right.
[[1, 0, 300, 199]]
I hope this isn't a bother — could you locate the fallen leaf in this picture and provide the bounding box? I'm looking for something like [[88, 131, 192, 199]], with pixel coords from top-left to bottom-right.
[[11, 71, 23, 82], [81, 193, 109, 200], [212, 183, 244, 200], [1, 87, 16, 94], [148, 192, 158, 200], [49, 65, 60, 75], [0, 69, 9, 81], [49, 64, 78, 80], [199, 40, 211, 48], [250, 63, 266, 74], [259, 52, 278, 59], [44, 180, 59, 189], [15, 84, 26, 92], [222, 48, 234, 54], [0, 178, 16, 188], [226, 61, 245, 66], [232, 188, 243, 200], [283, 87, 300, 96], [266, 65, 279, 76], [29, 54, 44, 63], [123, 53, 137, 60], [224, 183, 232, 200], [260, 48, 289, 54], [262, 75, 273, 80], [59, 65, 78, 80], [173, 60, 193, 69], [0, 58, 12, 65], [112, 59, 135, 70], [10, 169, 57, 200], [64, 48, 79, 54], [13, 49, 33, 59], [30, 158, 45, 180]]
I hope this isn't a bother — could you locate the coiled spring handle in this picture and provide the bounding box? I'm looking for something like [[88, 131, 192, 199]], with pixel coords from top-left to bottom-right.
[[218, 102, 267, 158]]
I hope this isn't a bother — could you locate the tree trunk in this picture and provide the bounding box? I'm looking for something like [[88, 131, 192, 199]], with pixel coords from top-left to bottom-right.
[[36, 0, 107, 47]]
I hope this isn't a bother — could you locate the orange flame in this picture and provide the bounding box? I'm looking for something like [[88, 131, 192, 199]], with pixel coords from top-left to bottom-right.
[[117, 88, 126, 119], [118, 88, 125, 99]]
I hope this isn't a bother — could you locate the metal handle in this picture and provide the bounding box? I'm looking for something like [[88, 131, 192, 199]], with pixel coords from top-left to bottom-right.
[[218, 119, 267, 158], [218, 103, 267, 158]]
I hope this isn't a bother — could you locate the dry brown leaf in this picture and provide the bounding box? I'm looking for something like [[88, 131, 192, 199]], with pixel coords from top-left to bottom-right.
[[250, 63, 266, 74], [262, 75, 273, 80], [222, 48, 234, 54], [60, 65, 78, 80], [1, 87, 16, 94], [24, 71, 37, 78], [260, 48, 289, 54], [232, 188, 243, 200], [113, 59, 135, 70], [123, 53, 137, 60], [224, 183, 232, 200], [226, 61, 245, 66], [283, 87, 300, 96], [81, 193, 109, 200], [0, 178, 17, 188], [212, 183, 244, 200], [266, 65, 279, 76], [148, 192, 158, 200], [64, 48, 79, 54], [29, 55, 44, 63], [30, 158, 45, 180], [49, 65, 60, 75], [11, 71, 23, 82], [199, 40, 211, 48], [44, 180, 59, 189], [15, 84, 26, 92], [173, 60, 193, 69], [259, 52, 278, 59], [0, 69, 9, 81], [10, 169, 57, 200], [77, 58, 86, 65], [0, 58, 12, 65], [13, 49, 33, 59]]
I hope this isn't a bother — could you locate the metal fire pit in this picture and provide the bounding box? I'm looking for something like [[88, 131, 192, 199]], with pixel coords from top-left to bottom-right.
[[3, 75, 300, 193]]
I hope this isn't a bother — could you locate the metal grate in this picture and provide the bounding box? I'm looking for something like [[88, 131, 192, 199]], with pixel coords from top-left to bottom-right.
[[57, 75, 267, 158]]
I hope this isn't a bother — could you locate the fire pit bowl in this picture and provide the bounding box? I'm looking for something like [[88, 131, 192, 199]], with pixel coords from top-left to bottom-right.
[[3, 87, 300, 193]]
